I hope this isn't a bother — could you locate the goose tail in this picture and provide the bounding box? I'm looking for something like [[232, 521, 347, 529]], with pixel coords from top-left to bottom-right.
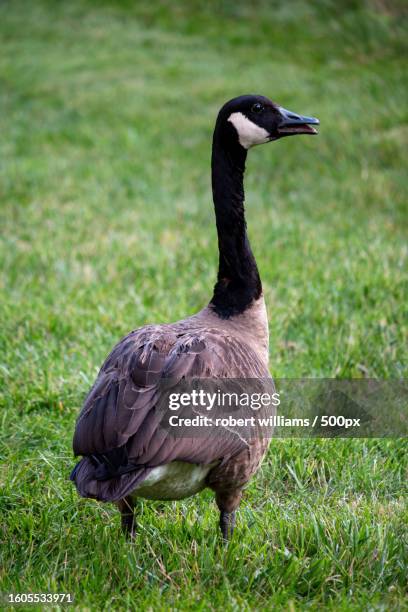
[[70, 456, 151, 502]]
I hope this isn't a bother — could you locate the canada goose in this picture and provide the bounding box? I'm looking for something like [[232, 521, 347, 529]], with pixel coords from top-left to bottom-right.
[[70, 95, 319, 540]]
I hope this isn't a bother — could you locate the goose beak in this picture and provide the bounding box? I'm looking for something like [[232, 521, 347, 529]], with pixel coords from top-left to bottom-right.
[[277, 106, 319, 136]]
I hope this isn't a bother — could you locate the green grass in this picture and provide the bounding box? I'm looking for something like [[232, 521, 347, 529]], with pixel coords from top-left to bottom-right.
[[0, 0, 407, 609]]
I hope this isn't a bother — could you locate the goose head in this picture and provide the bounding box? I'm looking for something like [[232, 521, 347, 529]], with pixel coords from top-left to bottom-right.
[[216, 94, 319, 150]]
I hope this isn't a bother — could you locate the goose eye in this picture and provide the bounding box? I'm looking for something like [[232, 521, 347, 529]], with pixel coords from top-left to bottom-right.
[[251, 103, 264, 114]]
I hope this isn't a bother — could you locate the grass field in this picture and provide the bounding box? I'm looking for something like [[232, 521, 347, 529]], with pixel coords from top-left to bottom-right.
[[0, 0, 407, 609]]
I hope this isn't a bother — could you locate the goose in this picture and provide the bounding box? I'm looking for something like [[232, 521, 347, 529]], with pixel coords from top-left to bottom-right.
[[70, 95, 319, 540]]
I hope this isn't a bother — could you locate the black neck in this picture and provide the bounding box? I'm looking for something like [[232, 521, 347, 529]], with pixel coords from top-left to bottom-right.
[[209, 130, 262, 318]]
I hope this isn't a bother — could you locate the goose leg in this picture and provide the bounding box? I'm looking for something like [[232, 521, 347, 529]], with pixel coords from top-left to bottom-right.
[[215, 489, 242, 543], [117, 496, 136, 539], [219, 510, 236, 541]]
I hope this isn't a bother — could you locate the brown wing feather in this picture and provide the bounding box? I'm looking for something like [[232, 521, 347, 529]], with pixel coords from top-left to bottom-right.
[[71, 323, 270, 501]]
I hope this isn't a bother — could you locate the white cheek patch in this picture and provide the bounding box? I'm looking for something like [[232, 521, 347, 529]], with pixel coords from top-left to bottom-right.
[[227, 112, 270, 149]]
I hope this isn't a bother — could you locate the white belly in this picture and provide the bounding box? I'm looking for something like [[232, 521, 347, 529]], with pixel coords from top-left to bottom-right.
[[130, 461, 218, 501]]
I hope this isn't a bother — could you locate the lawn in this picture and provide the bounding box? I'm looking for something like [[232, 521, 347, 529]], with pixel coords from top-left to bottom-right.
[[0, 0, 407, 609]]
